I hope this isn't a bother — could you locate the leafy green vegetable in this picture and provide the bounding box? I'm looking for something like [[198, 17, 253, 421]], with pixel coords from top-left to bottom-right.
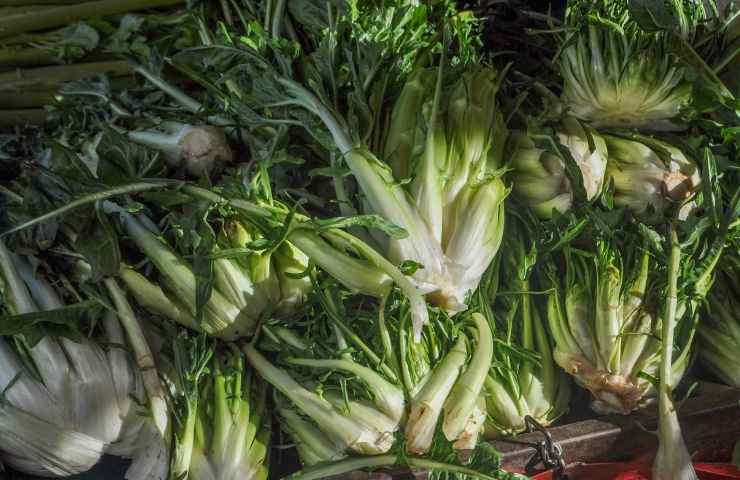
[[555, 0, 724, 130]]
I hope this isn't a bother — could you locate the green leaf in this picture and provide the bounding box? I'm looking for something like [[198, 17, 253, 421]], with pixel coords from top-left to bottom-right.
[[400, 259, 424, 276], [601, 177, 615, 210], [671, 33, 734, 100], [171, 200, 219, 324], [676, 381, 699, 409], [467, 442, 503, 474], [107, 14, 146, 55], [313, 214, 408, 240], [193, 251, 215, 327], [0, 299, 102, 337], [73, 210, 121, 282], [722, 126, 740, 143], [24, 322, 85, 347], [638, 223, 665, 254], [139, 190, 194, 208], [700, 148, 720, 226], [308, 166, 351, 178], [628, 0, 682, 32], [637, 370, 659, 390], [125, 202, 145, 214], [541, 216, 588, 255]]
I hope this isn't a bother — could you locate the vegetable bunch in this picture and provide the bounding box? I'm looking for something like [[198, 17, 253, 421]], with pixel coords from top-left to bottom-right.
[[0, 1, 738, 480]]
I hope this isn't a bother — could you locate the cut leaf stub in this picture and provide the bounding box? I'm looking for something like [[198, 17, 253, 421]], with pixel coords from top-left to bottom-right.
[[604, 135, 701, 220]]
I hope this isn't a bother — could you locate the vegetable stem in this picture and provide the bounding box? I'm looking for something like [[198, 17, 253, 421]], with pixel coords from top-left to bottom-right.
[[0, 60, 131, 87], [0, 0, 185, 39], [0, 181, 165, 238], [652, 227, 697, 480], [0, 185, 23, 204], [284, 357, 404, 423], [283, 454, 521, 480], [0, 47, 60, 67], [0, 90, 55, 108], [132, 64, 202, 115], [443, 313, 493, 442], [0, 108, 47, 126], [0, 1, 86, 5], [104, 277, 169, 437]]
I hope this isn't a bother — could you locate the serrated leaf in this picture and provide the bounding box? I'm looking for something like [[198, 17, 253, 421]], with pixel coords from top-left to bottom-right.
[[639, 223, 665, 254], [467, 442, 503, 474]]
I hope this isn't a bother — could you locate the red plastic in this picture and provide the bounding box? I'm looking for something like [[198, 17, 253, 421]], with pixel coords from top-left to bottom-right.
[[530, 459, 740, 480]]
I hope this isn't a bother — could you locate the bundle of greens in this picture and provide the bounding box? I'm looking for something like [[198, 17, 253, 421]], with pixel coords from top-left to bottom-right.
[[163, 333, 271, 480], [1, 0, 739, 478], [168, 1, 509, 332], [244, 285, 405, 468], [378, 65, 509, 315], [508, 117, 608, 218], [542, 194, 733, 416], [0, 2, 199, 127], [1, 163, 425, 343], [479, 217, 570, 436], [0, 240, 167, 479], [244, 280, 520, 479], [542, 227, 674, 414], [405, 311, 493, 455], [555, 0, 720, 130], [104, 183, 426, 340], [107, 203, 272, 340], [648, 175, 738, 479]]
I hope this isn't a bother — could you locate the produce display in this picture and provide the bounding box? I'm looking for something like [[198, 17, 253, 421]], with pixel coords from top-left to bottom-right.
[[0, 1, 738, 480]]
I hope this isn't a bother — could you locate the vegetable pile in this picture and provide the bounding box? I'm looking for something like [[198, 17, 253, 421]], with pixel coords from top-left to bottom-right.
[[0, 1, 738, 480]]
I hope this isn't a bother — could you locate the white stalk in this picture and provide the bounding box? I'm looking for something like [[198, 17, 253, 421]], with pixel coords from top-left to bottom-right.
[[442, 313, 493, 442], [405, 334, 467, 454], [652, 228, 697, 480], [284, 357, 405, 425], [244, 344, 393, 455]]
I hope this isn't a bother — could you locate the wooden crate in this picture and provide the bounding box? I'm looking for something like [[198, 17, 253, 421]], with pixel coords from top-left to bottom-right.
[[328, 383, 740, 479]]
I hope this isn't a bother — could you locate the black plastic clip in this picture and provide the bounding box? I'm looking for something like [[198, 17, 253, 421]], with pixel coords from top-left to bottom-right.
[[523, 415, 568, 480]]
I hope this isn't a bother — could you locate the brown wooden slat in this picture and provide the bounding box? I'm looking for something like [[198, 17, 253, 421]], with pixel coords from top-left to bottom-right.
[[493, 384, 740, 474]]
